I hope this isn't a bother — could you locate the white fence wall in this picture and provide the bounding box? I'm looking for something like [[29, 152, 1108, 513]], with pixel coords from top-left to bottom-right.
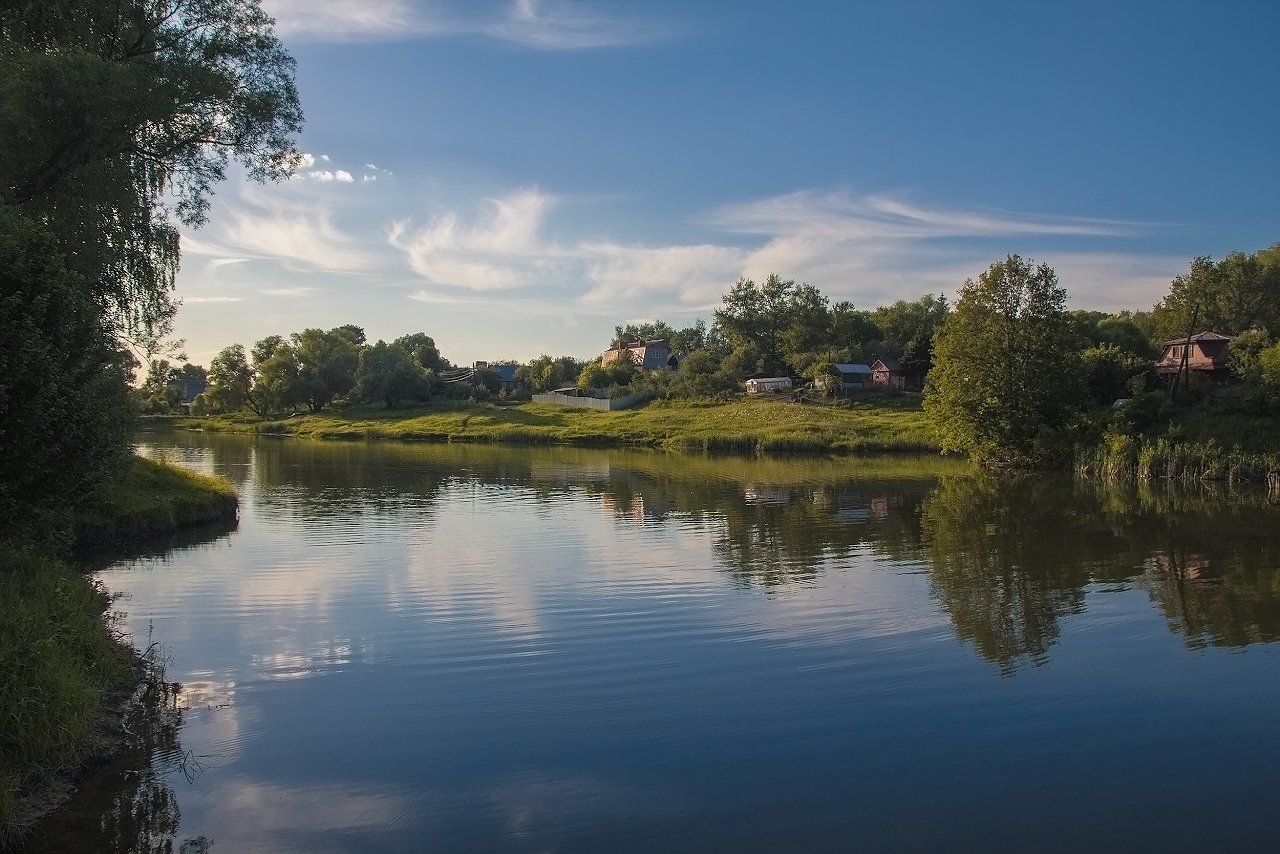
[[532, 391, 649, 411]]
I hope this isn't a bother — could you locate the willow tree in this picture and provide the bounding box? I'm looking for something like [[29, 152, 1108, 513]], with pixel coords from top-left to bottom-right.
[[923, 255, 1081, 468], [0, 0, 302, 542], [2, 0, 302, 344]]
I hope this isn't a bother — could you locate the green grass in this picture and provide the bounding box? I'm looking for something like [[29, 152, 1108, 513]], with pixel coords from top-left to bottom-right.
[[74, 457, 238, 548], [0, 550, 135, 842], [2, 456, 239, 841], [175, 394, 941, 454]]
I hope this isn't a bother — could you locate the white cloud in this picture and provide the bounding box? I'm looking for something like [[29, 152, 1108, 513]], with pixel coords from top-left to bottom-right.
[[389, 189, 572, 290], [707, 190, 1136, 242], [262, 287, 317, 298], [303, 169, 355, 183], [262, 0, 678, 48], [183, 185, 374, 274], [385, 186, 1170, 317], [579, 241, 743, 308], [263, 0, 439, 39], [183, 296, 244, 303]]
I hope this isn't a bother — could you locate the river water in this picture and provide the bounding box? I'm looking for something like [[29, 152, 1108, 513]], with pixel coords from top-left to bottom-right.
[[35, 431, 1280, 852]]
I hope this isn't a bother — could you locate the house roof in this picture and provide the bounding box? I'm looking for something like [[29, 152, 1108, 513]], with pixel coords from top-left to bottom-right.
[[1161, 331, 1231, 347], [871, 357, 904, 372], [495, 364, 518, 381], [834, 363, 873, 373]]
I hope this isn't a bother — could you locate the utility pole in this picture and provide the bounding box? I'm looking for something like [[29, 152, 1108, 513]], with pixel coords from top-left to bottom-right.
[[1168, 303, 1199, 403]]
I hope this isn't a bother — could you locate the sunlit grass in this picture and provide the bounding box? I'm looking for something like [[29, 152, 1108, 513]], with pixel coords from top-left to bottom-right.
[[75, 457, 238, 547]]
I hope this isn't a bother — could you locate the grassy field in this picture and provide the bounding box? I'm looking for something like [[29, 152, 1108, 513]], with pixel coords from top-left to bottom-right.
[[174, 393, 941, 454]]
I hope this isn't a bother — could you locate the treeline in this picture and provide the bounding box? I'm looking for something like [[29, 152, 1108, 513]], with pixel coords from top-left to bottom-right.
[[154, 330, 591, 416], [169, 272, 1153, 415]]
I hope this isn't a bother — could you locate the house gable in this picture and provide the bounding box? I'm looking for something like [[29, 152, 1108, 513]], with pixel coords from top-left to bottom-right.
[[1156, 331, 1231, 376]]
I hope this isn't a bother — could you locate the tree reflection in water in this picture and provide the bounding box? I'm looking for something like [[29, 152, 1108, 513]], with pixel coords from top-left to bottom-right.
[[918, 473, 1280, 673], [26, 647, 212, 854]]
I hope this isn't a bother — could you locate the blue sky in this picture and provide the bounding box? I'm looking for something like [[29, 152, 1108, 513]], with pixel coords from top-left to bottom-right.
[[176, 0, 1280, 365]]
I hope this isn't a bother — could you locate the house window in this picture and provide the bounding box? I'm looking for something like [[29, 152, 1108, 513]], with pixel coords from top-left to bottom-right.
[[1171, 346, 1182, 359]]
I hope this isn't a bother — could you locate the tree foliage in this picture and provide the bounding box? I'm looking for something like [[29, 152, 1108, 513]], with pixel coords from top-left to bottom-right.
[[1150, 245, 1280, 342], [1, 0, 303, 346], [0, 0, 302, 544], [206, 345, 255, 414], [293, 327, 360, 412], [0, 205, 135, 544], [516, 355, 582, 393], [870, 294, 949, 374], [924, 255, 1081, 467], [356, 341, 432, 408]]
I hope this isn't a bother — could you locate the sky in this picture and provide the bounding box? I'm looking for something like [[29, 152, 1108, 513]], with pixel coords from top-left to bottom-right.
[[175, 0, 1280, 366]]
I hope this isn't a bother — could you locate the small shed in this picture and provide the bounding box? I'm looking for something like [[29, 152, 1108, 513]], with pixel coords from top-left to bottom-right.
[[833, 363, 873, 391], [745, 376, 793, 394], [870, 357, 922, 391]]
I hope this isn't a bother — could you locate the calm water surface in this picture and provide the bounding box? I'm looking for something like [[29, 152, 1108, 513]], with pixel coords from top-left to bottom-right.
[[37, 431, 1280, 852]]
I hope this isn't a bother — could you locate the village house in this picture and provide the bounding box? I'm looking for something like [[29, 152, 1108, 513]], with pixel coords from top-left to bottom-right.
[[601, 338, 672, 371], [1155, 331, 1232, 386], [870, 357, 923, 391]]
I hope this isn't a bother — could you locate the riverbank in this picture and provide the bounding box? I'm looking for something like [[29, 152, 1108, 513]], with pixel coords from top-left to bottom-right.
[[0, 456, 237, 848], [170, 394, 942, 453]]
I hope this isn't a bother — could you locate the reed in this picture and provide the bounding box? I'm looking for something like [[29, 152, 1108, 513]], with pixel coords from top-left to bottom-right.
[[1077, 435, 1279, 484]]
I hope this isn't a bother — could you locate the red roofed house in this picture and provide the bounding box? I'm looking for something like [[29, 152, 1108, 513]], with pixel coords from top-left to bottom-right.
[[1155, 331, 1231, 386]]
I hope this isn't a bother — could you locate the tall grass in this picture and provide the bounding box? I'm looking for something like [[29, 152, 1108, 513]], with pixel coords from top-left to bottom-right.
[[0, 551, 134, 842], [1077, 435, 1279, 484]]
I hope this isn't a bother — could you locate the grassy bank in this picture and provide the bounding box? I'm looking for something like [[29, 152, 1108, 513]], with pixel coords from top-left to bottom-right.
[[74, 456, 238, 548], [1, 457, 237, 845], [174, 394, 941, 454], [0, 551, 134, 845]]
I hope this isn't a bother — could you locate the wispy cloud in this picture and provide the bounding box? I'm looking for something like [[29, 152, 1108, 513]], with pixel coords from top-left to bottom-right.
[[579, 241, 743, 308], [263, 0, 446, 40], [488, 0, 678, 49], [262, 0, 678, 48], [706, 190, 1138, 241], [262, 287, 317, 298], [184, 185, 375, 274], [389, 186, 1171, 316], [183, 296, 244, 303], [389, 189, 572, 290]]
